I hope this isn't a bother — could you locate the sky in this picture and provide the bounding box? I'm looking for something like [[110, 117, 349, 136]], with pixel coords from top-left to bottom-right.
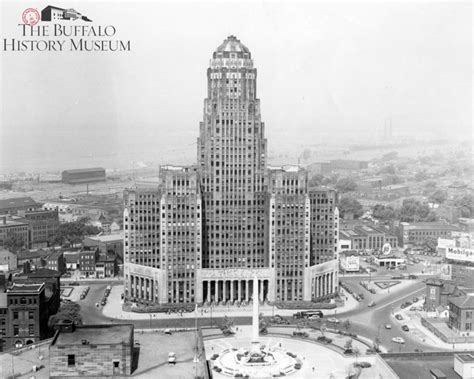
[[0, 1, 472, 173]]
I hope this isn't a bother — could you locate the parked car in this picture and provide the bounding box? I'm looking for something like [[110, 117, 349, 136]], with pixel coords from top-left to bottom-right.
[[327, 317, 340, 324], [316, 336, 333, 344], [354, 362, 372, 368], [395, 314, 403, 320], [292, 331, 309, 338], [401, 325, 409, 332], [385, 324, 392, 329], [368, 301, 376, 307], [392, 337, 405, 344]]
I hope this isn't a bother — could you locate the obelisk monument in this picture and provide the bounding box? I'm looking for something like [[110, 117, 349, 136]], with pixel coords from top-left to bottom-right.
[[252, 275, 259, 343]]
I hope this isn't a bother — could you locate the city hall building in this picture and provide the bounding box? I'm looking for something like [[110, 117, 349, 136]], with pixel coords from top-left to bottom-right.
[[123, 36, 339, 305]]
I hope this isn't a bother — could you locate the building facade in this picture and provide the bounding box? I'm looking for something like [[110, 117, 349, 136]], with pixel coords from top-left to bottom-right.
[[448, 295, 474, 336], [123, 36, 339, 305], [400, 222, 459, 248], [17, 209, 60, 249]]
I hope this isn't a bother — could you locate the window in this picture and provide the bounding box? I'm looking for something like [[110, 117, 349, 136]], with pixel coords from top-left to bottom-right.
[[13, 311, 18, 320], [68, 354, 75, 366], [28, 325, 35, 335], [14, 326, 19, 336], [28, 311, 34, 320]]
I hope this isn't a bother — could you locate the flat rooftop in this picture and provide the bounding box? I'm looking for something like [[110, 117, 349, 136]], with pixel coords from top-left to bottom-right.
[[7, 283, 44, 293], [86, 233, 123, 243], [383, 352, 469, 379], [52, 325, 133, 346]]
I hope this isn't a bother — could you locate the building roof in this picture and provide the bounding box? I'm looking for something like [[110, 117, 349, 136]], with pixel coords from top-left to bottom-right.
[[47, 250, 63, 260], [7, 283, 44, 293], [62, 167, 105, 174], [0, 197, 39, 211], [85, 233, 123, 243], [17, 250, 42, 260], [97, 254, 116, 263], [449, 295, 474, 309], [215, 35, 250, 54], [28, 268, 62, 278], [52, 324, 133, 346], [403, 222, 459, 231], [456, 353, 474, 363], [63, 251, 79, 263]]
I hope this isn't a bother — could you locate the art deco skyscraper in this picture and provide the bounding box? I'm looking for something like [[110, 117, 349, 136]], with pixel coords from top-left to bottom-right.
[[197, 36, 267, 270], [123, 36, 339, 306]]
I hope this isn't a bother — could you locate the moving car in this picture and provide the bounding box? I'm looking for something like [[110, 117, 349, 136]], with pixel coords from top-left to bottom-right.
[[168, 352, 176, 364], [401, 325, 409, 332], [327, 317, 340, 324], [354, 362, 372, 368], [368, 301, 376, 307], [385, 324, 392, 329], [395, 314, 403, 320], [391, 337, 405, 344]]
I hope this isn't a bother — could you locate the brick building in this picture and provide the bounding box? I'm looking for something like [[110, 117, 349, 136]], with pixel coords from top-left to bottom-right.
[[96, 254, 117, 278], [0, 248, 17, 271], [448, 295, 474, 336], [17, 209, 60, 249], [0, 216, 29, 250], [45, 250, 66, 273], [49, 324, 134, 378], [83, 233, 123, 261], [400, 221, 459, 248], [79, 248, 99, 278], [339, 221, 398, 251], [0, 282, 57, 351]]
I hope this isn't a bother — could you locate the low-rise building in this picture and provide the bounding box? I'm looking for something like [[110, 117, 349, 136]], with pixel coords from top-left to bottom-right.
[[448, 295, 474, 336], [339, 221, 398, 251], [17, 209, 60, 249], [0, 248, 17, 271], [400, 221, 459, 248], [83, 233, 123, 261], [424, 278, 459, 311], [45, 250, 66, 273], [0, 197, 40, 215], [96, 254, 118, 278], [0, 282, 58, 351], [454, 353, 474, 379], [50, 324, 133, 378], [79, 248, 99, 278], [63, 251, 79, 270], [0, 216, 29, 250]]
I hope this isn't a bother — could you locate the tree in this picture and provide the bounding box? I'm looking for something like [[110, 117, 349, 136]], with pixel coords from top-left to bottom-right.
[[382, 151, 398, 161], [338, 197, 363, 219], [422, 237, 437, 253], [399, 198, 438, 222], [429, 189, 447, 204], [335, 177, 357, 193], [414, 171, 428, 182], [308, 174, 324, 188], [342, 320, 351, 332], [48, 301, 83, 329], [372, 204, 397, 222], [49, 217, 100, 248], [2, 232, 26, 252], [378, 164, 396, 175], [453, 194, 474, 218]]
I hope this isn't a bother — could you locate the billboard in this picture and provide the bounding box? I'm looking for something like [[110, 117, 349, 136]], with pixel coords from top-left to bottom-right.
[[446, 247, 474, 263]]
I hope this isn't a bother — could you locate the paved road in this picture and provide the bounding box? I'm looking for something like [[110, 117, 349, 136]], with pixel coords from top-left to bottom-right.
[[76, 277, 437, 352]]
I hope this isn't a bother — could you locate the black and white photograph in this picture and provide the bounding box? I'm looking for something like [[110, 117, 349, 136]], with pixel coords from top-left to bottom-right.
[[0, 1, 472, 378]]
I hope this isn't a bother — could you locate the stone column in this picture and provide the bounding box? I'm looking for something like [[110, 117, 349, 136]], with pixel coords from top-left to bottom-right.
[[230, 280, 234, 302], [245, 280, 249, 302], [223, 280, 227, 302], [259, 280, 264, 302], [207, 281, 211, 303], [238, 280, 242, 302], [214, 280, 219, 303]]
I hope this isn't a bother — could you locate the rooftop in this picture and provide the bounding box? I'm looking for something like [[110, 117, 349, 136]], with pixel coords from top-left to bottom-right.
[[7, 283, 44, 293], [456, 353, 474, 363], [62, 167, 105, 174], [383, 352, 467, 379], [52, 324, 133, 346], [85, 233, 123, 243], [402, 222, 459, 231], [449, 295, 474, 309], [215, 35, 250, 54], [0, 197, 39, 210]]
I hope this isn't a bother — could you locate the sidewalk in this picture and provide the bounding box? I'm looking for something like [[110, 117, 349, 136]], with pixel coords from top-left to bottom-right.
[[102, 285, 362, 321]]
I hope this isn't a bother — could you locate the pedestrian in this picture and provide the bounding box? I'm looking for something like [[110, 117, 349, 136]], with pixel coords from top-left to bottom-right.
[[312, 367, 315, 373]]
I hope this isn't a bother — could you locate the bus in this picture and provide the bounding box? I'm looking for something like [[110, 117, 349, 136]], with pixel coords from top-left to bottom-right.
[[293, 310, 323, 319]]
